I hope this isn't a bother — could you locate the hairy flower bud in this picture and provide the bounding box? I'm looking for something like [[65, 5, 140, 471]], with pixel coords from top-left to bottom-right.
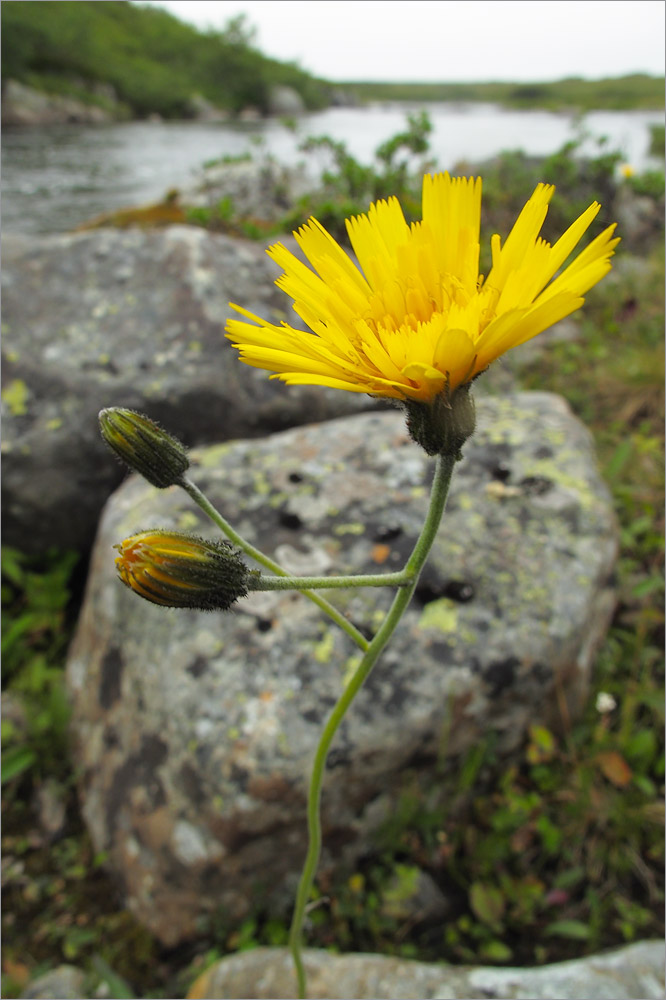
[[114, 530, 250, 610], [99, 408, 189, 488], [404, 382, 476, 457]]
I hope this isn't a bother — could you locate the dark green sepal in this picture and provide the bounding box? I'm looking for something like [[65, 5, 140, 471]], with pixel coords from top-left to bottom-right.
[[404, 382, 476, 457]]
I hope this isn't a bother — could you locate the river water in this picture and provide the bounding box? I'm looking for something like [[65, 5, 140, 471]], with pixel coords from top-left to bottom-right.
[[3, 103, 662, 234]]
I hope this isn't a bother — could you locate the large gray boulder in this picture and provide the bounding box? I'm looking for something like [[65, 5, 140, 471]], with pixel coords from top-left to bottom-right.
[[66, 396, 617, 946], [1, 226, 376, 554], [267, 85, 306, 116], [180, 158, 318, 223], [186, 941, 665, 1000]]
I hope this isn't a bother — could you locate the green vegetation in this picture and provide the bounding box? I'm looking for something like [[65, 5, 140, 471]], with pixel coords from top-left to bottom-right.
[[1, 549, 79, 786], [1, 2, 330, 117], [648, 123, 665, 158], [182, 115, 661, 251], [342, 75, 665, 111], [1, 122, 664, 996]]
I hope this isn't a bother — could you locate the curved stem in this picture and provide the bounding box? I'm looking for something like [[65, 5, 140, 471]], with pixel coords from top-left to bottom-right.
[[248, 571, 410, 591], [179, 477, 370, 652], [288, 453, 457, 997]]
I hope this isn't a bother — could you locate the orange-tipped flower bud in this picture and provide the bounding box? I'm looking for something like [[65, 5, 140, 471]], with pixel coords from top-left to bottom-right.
[[114, 530, 249, 610], [99, 408, 189, 488]]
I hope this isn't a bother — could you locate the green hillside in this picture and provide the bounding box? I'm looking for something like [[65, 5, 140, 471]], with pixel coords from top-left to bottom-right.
[[341, 75, 665, 112], [1, 0, 331, 117]]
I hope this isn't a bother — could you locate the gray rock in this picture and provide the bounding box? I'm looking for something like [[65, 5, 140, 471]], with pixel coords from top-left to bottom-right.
[[1, 691, 29, 740], [33, 778, 67, 841], [380, 866, 451, 923], [20, 965, 86, 1000], [1, 226, 377, 554], [186, 941, 666, 999], [613, 185, 664, 251], [267, 85, 306, 116], [2, 79, 113, 126], [66, 397, 617, 946], [183, 93, 228, 122], [181, 158, 318, 223]]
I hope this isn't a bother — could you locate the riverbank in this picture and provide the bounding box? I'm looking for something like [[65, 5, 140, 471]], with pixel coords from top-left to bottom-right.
[[342, 74, 666, 112]]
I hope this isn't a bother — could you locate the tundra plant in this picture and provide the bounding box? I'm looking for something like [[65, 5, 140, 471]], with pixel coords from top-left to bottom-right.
[[100, 172, 618, 998]]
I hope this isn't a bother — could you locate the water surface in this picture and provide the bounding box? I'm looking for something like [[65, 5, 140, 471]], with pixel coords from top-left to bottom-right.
[[2, 104, 662, 233]]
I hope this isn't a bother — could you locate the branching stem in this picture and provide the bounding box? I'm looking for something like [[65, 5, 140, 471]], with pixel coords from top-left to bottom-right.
[[179, 477, 370, 652], [287, 452, 457, 997]]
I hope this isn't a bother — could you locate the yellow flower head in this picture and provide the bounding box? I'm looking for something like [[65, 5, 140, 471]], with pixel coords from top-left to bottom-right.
[[226, 173, 619, 410], [114, 530, 249, 610]]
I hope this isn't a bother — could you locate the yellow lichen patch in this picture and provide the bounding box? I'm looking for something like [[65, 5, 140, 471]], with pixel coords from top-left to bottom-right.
[[333, 522, 365, 536], [314, 629, 336, 664], [418, 598, 459, 633], [2, 379, 29, 416]]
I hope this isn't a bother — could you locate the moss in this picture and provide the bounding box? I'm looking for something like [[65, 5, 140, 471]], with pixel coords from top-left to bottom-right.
[[77, 202, 188, 231]]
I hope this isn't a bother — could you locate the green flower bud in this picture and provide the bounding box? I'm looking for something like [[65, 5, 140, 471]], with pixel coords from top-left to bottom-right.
[[99, 408, 189, 488], [114, 530, 250, 611], [404, 382, 476, 458]]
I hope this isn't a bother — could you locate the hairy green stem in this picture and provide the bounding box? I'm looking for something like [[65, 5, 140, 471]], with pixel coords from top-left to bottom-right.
[[248, 571, 410, 591], [288, 452, 457, 997], [179, 477, 370, 652]]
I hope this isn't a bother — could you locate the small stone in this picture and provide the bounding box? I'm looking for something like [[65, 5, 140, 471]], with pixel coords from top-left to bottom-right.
[[21, 965, 86, 1000], [380, 866, 451, 923], [33, 779, 67, 841]]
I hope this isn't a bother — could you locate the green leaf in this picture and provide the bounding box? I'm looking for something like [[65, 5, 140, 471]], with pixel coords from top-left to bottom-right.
[[632, 774, 657, 797], [469, 882, 506, 930], [1, 548, 26, 587], [554, 867, 586, 890], [605, 439, 633, 482], [631, 574, 665, 599], [91, 956, 136, 1000], [1, 746, 37, 783], [545, 919, 591, 940], [480, 939, 513, 962], [625, 728, 658, 768]]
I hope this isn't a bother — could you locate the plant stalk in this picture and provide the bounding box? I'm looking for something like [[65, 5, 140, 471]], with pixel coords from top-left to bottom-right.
[[287, 452, 457, 997]]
